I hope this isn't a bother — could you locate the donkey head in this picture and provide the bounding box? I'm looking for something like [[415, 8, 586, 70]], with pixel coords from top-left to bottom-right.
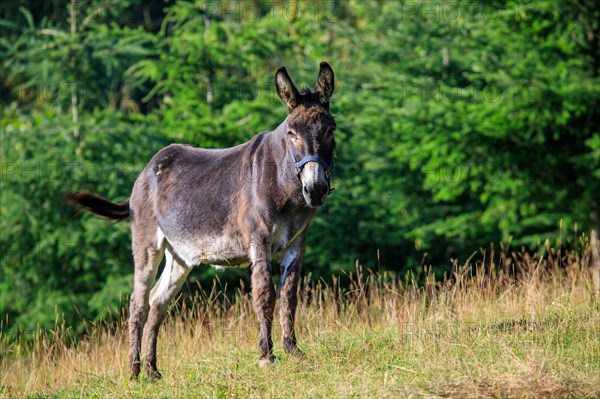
[[275, 62, 336, 207]]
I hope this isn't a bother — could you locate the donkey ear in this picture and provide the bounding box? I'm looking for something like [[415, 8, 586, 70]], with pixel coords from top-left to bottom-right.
[[275, 67, 300, 112], [316, 62, 335, 106]]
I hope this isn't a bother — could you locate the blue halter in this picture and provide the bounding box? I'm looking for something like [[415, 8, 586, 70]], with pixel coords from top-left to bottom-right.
[[289, 144, 334, 193]]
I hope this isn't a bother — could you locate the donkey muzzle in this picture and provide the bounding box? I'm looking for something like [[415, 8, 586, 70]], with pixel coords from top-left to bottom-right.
[[300, 162, 331, 207]]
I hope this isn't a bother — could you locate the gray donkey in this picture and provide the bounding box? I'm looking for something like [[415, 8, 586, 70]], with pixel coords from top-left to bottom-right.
[[68, 62, 336, 380]]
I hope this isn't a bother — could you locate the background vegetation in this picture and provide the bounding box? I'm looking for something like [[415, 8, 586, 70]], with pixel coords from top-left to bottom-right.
[[1, 0, 599, 335]]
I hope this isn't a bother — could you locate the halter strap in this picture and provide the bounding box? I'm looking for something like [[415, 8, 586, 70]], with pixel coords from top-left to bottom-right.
[[292, 155, 334, 172]]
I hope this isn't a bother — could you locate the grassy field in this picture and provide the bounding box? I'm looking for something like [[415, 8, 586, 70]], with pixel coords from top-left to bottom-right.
[[1, 239, 599, 398]]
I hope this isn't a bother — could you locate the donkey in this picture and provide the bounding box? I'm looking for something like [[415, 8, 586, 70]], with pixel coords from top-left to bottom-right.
[[68, 62, 336, 380]]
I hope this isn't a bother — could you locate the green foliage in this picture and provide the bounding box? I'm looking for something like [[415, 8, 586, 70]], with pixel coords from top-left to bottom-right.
[[306, 0, 600, 268], [1, 0, 599, 333], [1, 109, 167, 331]]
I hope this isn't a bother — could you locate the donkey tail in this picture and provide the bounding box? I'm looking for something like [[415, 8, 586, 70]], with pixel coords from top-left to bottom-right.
[[66, 191, 130, 220]]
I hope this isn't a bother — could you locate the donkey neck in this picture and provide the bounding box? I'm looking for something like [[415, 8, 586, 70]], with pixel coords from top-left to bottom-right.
[[250, 117, 308, 212], [272, 117, 298, 183]]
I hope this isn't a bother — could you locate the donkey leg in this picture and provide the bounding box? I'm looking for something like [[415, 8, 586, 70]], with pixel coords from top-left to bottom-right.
[[142, 250, 191, 380], [129, 227, 165, 380], [250, 246, 276, 366], [279, 244, 304, 357]]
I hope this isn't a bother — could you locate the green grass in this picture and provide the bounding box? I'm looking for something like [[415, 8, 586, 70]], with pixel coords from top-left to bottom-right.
[[1, 240, 599, 398]]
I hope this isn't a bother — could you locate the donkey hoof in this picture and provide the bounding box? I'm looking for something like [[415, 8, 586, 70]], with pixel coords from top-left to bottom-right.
[[258, 355, 276, 367], [284, 339, 305, 359], [147, 370, 162, 381]]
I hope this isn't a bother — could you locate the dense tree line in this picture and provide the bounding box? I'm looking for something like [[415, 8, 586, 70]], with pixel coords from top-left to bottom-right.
[[1, 0, 598, 333]]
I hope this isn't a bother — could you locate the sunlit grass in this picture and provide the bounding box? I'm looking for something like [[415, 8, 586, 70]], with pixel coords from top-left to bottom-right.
[[1, 237, 599, 398]]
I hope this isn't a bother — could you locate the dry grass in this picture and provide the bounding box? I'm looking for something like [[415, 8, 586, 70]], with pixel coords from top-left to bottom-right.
[[1, 237, 599, 398]]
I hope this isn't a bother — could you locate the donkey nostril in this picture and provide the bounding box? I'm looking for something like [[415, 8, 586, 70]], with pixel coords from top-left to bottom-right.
[[318, 184, 328, 197], [303, 184, 329, 205], [321, 191, 329, 203]]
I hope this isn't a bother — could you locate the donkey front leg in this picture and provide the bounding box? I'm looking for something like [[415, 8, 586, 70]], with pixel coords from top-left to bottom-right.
[[142, 250, 191, 380], [279, 241, 304, 357], [250, 245, 276, 366]]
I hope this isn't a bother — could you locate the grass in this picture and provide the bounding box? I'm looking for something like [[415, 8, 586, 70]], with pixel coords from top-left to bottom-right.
[[1, 237, 599, 398]]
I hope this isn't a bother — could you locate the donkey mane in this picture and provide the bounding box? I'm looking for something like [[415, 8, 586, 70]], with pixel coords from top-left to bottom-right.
[[292, 87, 327, 108]]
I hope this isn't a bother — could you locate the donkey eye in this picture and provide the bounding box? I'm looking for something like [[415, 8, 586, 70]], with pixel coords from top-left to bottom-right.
[[325, 127, 336, 138], [288, 131, 299, 141]]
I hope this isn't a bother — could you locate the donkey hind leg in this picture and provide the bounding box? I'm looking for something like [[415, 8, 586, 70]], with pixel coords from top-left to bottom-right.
[[129, 234, 165, 380], [279, 249, 304, 358], [143, 250, 191, 380], [250, 247, 276, 367]]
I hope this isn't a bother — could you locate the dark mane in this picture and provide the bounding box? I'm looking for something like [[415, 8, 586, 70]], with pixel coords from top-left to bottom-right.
[[298, 87, 323, 106]]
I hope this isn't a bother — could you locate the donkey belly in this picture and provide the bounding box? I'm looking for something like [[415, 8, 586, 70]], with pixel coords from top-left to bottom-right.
[[162, 229, 250, 268]]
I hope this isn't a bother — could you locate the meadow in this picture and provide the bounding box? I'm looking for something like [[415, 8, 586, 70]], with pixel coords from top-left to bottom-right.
[[1, 238, 599, 398]]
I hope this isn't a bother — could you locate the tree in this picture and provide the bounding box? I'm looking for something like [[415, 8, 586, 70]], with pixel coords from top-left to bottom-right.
[[1, 0, 598, 334]]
